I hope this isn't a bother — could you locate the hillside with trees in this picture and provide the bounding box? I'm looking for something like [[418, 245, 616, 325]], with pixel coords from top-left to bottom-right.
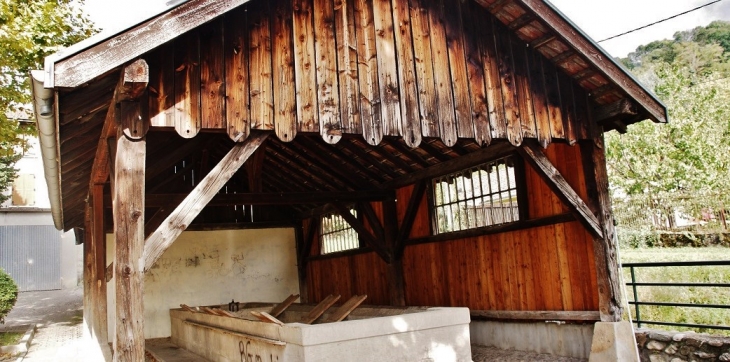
[[607, 21, 730, 237]]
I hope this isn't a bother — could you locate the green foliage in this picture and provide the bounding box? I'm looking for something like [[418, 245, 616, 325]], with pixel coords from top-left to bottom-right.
[[0, 0, 97, 204], [0, 268, 18, 324], [607, 22, 730, 229]]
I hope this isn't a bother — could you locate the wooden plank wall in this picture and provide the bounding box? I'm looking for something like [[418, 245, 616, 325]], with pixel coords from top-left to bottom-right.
[[305, 143, 599, 311], [144, 0, 591, 147]]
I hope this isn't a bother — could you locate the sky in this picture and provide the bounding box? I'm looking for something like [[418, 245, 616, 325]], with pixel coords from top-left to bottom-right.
[[82, 0, 730, 58]]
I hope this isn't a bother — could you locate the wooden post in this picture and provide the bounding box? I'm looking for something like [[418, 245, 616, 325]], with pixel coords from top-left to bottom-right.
[[294, 223, 309, 303], [383, 199, 406, 306], [92, 184, 108, 345], [113, 114, 147, 361], [82, 208, 93, 338], [113, 60, 149, 361], [580, 134, 624, 322]]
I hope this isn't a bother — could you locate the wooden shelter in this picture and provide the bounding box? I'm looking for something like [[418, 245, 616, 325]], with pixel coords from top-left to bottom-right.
[[31, 0, 667, 360]]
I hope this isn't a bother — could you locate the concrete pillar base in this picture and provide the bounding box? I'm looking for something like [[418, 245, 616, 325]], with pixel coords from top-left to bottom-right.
[[588, 321, 639, 362]]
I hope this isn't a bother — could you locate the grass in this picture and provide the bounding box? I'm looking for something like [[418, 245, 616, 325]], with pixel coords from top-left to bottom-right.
[[0, 331, 23, 346], [619, 247, 730, 336]]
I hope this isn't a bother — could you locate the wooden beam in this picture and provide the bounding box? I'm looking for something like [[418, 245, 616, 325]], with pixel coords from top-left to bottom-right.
[[51, 0, 254, 88], [518, 142, 603, 239], [395, 181, 427, 258], [581, 134, 625, 322], [89, 59, 150, 187], [92, 184, 108, 345], [381, 142, 515, 189], [294, 224, 309, 303], [510, 0, 667, 123], [113, 117, 147, 361], [359, 202, 385, 241], [593, 99, 639, 124], [471, 310, 600, 322], [143, 133, 269, 271], [109, 190, 395, 208], [331, 203, 391, 262], [406, 213, 575, 246], [299, 218, 320, 266], [382, 199, 405, 306]]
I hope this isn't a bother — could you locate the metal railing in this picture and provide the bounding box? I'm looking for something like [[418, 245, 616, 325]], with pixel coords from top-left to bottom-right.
[[622, 260, 730, 331]]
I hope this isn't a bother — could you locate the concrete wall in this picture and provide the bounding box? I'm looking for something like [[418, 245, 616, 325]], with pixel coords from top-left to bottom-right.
[[470, 320, 594, 359], [106, 228, 299, 339]]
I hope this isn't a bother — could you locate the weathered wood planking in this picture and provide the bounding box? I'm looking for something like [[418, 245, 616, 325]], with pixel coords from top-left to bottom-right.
[[293, 0, 319, 133], [443, 0, 474, 139], [174, 30, 201, 138], [372, 0, 402, 137], [427, 0, 457, 146], [138, 0, 595, 147], [391, 0, 421, 147], [353, 0, 383, 146], [200, 21, 226, 130], [313, 0, 343, 144], [248, 1, 274, 130], [409, 0, 438, 139], [493, 20, 523, 146], [461, 0, 491, 146], [273, 0, 297, 142], [334, 0, 361, 135], [149, 43, 175, 127], [225, 7, 251, 142]]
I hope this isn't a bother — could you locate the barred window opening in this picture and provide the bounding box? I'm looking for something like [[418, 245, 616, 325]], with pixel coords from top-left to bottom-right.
[[432, 156, 520, 234], [320, 210, 359, 254]]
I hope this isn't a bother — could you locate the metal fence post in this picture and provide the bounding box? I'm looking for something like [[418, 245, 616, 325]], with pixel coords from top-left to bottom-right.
[[630, 266, 641, 328]]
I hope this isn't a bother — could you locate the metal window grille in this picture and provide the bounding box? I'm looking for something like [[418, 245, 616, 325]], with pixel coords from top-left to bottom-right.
[[432, 156, 520, 234], [320, 210, 359, 254]]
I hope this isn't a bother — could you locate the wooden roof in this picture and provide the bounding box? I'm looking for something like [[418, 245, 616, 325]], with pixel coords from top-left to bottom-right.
[[43, 0, 668, 230]]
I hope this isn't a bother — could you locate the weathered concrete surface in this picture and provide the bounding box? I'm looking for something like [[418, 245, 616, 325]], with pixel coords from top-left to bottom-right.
[[470, 320, 594, 359], [106, 228, 300, 339], [589, 321, 639, 362], [171, 307, 472, 361]]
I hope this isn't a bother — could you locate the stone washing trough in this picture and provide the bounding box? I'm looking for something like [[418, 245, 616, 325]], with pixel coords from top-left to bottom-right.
[[170, 301, 472, 361]]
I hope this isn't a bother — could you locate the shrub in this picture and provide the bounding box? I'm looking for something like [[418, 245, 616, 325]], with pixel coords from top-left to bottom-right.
[[0, 268, 18, 324]]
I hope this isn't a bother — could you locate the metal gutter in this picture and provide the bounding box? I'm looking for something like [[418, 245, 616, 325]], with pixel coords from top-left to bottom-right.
[[30, 70, 64, 230]]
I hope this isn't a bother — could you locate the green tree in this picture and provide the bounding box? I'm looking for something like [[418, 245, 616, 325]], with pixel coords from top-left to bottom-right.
[[607, 42, 730, 227], [0, 0, 96, 204]]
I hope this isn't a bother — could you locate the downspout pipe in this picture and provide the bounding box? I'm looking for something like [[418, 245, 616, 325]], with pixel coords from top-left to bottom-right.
[[30, 70, 64, 230]]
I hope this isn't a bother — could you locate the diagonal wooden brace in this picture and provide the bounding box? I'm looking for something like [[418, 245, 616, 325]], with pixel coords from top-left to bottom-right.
[[143, 132, 269, 272], [519, 141, 603, 239]]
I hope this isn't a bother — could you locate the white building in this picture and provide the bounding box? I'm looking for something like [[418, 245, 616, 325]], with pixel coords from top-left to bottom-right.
[[0, 132, 80, 291]]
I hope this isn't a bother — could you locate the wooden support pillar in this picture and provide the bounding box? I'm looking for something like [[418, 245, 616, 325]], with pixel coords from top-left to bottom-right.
[[92, 184, 108, 344], [580, 135, 624, 322], [82, 209, 93, 338], [113, 121, 147, 361], [383, 199, 405, 306], [111, 59, 150, 362], [294, 222, 309, 303]]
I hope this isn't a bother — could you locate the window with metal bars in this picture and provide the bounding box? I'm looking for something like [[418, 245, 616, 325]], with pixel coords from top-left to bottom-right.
[[320, 210, 359, 254], [432, 156, 521, 234]]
